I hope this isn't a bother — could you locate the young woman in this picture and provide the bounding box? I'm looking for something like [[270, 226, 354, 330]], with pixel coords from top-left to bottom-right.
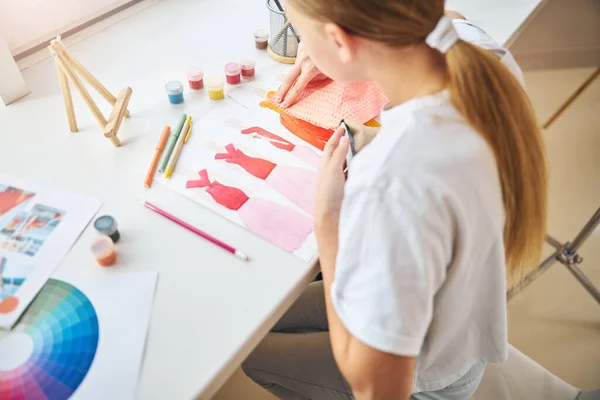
[[243, 2, 547, 399]]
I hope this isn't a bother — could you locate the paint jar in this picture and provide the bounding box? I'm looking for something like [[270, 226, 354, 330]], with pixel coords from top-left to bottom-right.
[[206, 77, 225, 100], [224, 63, 242, 85], [94, 215, 120, 243], [187, 68, 204, 90], [254, 29, 269, 50], [91, 236, 117, 267], [241, 59, 256, 80], [165, 80, 184, 104]]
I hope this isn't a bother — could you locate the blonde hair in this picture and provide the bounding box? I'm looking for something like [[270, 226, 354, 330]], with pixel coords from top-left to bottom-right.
[[289, 0, 548, 278]]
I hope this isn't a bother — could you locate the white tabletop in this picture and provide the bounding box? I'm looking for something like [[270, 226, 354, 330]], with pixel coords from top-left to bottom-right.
[[0, 0, 542, 399]]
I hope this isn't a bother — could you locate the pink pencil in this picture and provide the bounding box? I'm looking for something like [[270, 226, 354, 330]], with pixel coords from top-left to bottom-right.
[[141, 200, 249, 261]]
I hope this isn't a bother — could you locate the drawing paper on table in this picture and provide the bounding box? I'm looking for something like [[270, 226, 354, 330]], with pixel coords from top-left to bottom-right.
[[0, 175, 100, 329], [186, 170, 313, 253], [0, 269, 157, 400], [155, 103, 318, 262]]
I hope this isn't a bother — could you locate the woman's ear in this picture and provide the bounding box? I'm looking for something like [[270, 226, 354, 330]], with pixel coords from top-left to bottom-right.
[[323, 23, 356, 63]]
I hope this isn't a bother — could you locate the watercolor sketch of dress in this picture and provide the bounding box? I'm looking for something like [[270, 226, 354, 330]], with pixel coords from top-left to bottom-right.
[[215, 144, 317, 216], [240, 127, 321, 170], [186, 170, 313, 253]]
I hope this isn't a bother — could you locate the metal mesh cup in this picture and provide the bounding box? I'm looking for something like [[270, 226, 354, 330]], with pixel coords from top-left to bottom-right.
[[267, 0, 300, 59]]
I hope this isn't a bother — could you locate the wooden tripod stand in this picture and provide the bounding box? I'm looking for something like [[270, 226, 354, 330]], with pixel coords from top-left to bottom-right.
[[48, 36, 132, 146]]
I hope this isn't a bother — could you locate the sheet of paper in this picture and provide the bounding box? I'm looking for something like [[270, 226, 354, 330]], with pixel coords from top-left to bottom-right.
[[156, 100, 320, 262], [0, 269, 158, 399], [0, 175, 101, 329]]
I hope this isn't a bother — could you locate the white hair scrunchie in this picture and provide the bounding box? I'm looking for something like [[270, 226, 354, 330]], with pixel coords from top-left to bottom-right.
[[425, 15, 459, 53]]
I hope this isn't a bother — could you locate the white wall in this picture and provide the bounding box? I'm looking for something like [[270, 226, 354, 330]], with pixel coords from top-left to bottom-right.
[[0, 0, 134, 55]]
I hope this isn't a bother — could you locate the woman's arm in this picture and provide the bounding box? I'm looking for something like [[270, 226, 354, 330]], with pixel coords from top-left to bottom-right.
[[315, 129, 416, 400]]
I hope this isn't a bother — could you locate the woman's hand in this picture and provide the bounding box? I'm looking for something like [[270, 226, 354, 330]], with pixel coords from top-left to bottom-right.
[[274, 43, 329, 108], [315, 127, 349, 234]]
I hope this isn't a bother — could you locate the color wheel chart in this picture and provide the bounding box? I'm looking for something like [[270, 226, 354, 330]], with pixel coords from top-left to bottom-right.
[[0, 279, 99, 399]]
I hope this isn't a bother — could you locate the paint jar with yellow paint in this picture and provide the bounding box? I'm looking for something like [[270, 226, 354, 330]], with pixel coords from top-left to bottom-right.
[[206, 77, 225, 100]]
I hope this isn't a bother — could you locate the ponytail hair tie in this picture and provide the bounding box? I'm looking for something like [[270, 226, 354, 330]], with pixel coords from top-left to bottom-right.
[[425, 15, 459, 53]]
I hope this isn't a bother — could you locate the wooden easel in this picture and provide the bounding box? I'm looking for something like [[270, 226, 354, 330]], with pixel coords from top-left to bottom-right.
[[48, 36, 132, 147]]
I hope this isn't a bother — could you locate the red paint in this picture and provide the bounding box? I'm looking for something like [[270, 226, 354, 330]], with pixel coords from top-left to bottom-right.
[[241, 127, 295, 152], [226, 74, 241, 85], [186, 170, 249, 211], [225, 63, 241, 85], [215, 144, 276, 179], [241, 67, 255, 78], [188, 78, 204, 90], [280, 113, 335, 151]]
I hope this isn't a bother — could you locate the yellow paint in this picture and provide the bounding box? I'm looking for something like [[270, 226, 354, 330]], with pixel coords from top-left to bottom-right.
[[208, 88, 224, 100], [364, 118, 381, 127], [259, 100, 283, 115], [266, 90, 277, 99]]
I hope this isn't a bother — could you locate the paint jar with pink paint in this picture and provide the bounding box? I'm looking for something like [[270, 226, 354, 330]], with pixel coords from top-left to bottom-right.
[[224, 62, 242, 85], [187, 68, 204, 90], [241, 59, 256, 80]]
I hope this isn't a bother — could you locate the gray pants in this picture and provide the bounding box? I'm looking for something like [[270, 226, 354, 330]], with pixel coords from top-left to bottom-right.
[[242, 281, 486, 400]]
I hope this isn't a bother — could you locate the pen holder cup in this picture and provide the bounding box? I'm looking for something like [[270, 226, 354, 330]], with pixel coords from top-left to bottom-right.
[[266, 0, 300, 63]]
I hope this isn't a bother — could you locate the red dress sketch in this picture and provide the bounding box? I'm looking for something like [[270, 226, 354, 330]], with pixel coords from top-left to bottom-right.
[[215, 144, 317, 215], [185, 170, 313, 254], [240, 127, 321, 169]]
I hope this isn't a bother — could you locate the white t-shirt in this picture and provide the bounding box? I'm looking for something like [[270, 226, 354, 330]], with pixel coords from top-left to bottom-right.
[[453, 19, 525, 86], [331, 91, 508, 392]]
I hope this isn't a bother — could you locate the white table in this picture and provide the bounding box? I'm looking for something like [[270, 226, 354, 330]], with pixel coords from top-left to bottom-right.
[[0, 0, 543, 398]]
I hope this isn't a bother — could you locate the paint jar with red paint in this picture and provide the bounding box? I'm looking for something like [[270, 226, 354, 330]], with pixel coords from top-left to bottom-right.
[[187, 68, 204, 90], [241, 59, 256, 80], [224, 62, 242, 85], [91, 236, 117, 267], [254, 29, 269, 50]]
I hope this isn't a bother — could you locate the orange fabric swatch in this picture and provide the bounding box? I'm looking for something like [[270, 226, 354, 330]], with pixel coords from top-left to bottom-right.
[[273, 80, 388, 129]]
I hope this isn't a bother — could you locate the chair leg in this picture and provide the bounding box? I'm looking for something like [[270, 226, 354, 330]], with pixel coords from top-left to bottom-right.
[[508, 208, 600, 305]]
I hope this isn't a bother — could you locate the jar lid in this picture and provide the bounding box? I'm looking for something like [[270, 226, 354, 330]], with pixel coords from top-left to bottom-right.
[[94, 215, 118, 235], [224, 62, 241, 75], [254, 29, 269, 40], [241, 58, 255, 68], [206, 77, 224, 90], [187, 68, 204, 80], [165, 80, 184, 95], [90, 236, 114, 259]]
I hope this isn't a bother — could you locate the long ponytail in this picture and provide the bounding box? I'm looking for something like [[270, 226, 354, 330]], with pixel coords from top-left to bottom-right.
[[446, 40, 548, 278]]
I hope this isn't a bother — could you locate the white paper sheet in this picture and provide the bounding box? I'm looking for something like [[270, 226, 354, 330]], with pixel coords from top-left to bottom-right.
[[0, 175, 101, 329], [55, 269, 158, 400], [156, 99, 320, 262]]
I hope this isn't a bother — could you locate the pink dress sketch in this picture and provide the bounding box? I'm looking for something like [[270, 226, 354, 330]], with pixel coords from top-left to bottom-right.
[[215, 144, 317, 215], [185, 170, 313, 253], [240, 127, 321, 169]]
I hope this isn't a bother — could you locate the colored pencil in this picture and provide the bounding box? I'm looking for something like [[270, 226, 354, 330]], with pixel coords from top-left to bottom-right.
[[140, 200, 249, 261], [184, 120, 193, 143], [158, 113, 187, 173], [144, 126, 171, 188], [165, 116, 191, 179]]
